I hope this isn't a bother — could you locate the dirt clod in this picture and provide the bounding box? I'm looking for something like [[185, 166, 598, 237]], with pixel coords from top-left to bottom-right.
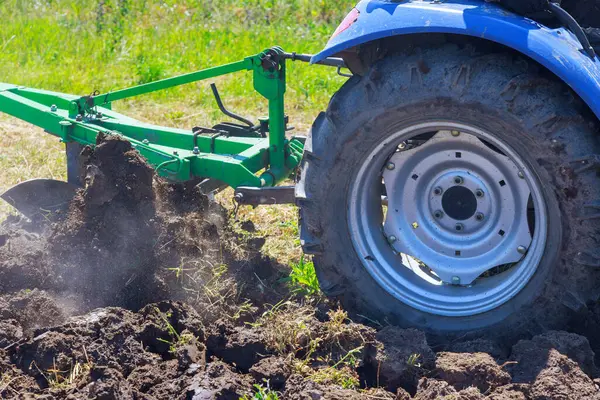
[[434, 351, 511, 393], [528, 349, 600, 400], [373, 327, 435, 393], [3, 133, 600, 398], [509, 330, 597, 382]]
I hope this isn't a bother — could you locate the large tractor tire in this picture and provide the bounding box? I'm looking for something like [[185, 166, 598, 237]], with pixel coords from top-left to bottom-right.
[[296, 43, 600, 336]]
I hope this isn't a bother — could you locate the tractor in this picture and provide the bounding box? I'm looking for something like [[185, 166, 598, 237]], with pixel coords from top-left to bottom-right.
[[2, 0, 600, 337]]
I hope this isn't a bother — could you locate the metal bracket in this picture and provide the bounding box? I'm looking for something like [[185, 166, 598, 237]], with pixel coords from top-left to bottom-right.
[[234, 186, 296, 205]]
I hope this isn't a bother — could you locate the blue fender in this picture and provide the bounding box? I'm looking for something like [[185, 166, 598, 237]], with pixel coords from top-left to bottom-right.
[[311, 0, 600, 119]]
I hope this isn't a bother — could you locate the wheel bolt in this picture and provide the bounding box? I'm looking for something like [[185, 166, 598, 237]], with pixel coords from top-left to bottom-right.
[[455, 223, 464, 232], [475, 189, 484, 198], [433, 210, 444, 219], [475, 213, 485, 221], [433, 187, 443, 196], [517, 245, 527, 254], [454, 176, 464, 185], [386, 162, 396, 171]]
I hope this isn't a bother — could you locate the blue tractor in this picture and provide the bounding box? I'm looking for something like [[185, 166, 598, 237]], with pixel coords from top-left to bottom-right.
[[297, 0, 600, 336], [2, 0, 599, 338]]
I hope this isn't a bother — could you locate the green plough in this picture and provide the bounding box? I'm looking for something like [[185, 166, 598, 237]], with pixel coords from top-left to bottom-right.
[[0, 47, 338, 216]]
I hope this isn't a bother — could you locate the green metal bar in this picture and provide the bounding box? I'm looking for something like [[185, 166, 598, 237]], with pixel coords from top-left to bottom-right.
[[0, 47, 304, 191], [86, 59, 252, 107]]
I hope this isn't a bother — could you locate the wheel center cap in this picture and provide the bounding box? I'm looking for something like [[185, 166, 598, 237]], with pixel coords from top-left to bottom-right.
[[441, 186, 477, 221]]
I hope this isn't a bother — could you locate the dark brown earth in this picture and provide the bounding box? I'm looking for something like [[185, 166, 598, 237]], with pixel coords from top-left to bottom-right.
[[1, 134, 600, 399]]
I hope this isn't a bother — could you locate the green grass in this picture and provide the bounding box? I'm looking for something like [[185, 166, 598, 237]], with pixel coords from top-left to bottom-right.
[[288, 255, 320, 296], [0, 0, 354, 265], [0, 0, 353, 118]]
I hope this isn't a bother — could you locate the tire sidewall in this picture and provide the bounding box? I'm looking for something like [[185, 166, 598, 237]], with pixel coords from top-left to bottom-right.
[[319, 98, 564, 333]]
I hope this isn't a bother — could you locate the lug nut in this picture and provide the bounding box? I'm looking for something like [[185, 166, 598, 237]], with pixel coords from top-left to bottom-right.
[[517, 245, 527, 254], [475, 212, 485, 221], [454, 176, 464, 185], [433, 187, 443, 196], [455, 223, 464, 232], [386, 162, 396, 171], [475, 189, 484, 198], [433, 210, 444, 219]]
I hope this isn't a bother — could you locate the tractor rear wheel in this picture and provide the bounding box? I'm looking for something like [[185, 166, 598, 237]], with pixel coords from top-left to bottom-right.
[[297, 44, 600, 336]]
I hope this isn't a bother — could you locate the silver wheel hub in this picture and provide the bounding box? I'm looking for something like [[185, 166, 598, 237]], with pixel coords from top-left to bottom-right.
[[382, 131, 532, 285], [348, 122, 548, 317]]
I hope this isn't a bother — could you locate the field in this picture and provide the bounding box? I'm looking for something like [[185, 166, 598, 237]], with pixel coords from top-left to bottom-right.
[[2, 1, 600, 399]]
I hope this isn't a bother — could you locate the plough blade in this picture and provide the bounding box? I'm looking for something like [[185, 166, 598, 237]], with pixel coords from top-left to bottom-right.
[[1, 179, 78, 219]]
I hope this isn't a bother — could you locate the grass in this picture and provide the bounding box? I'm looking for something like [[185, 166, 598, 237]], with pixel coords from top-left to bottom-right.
[[241, 383, 280, 400], [288, 255, 320, 296], [0, 0, 354, 268]]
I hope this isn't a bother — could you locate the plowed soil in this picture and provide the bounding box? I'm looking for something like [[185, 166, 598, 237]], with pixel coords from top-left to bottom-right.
[[1, 134, 600, 399]]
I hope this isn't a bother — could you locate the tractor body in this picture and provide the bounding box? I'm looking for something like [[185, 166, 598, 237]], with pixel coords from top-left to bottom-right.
[[314, 0, 600, 117]]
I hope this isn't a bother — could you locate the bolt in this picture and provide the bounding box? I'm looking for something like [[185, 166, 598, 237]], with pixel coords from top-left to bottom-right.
[[50, 104, 57, 112], [142, 139, 150, 144], [386, 162, 396, 171], [412, 222, 419, 229], [451, 130, 460, 137], [475, 212, 485, 221], [451, 276, 461, 285], [517, 245, 527, 254], [518, 171, 525, 179], [192, 146, 200, 155], [433, 210, 444, 219], [75, 114, 83, 122], [475, 189, 484, 198], [454, 176, 464, 185], [433, 187, 443, 196], [173, 151, 179, 156], [387, 235, 397, 244], [96, 111, 103, 118], [455, 223, 464, 232]]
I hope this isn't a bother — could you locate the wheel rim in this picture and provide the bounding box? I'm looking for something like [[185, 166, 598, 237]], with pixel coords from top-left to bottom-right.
[[348, 122, 548, 317]]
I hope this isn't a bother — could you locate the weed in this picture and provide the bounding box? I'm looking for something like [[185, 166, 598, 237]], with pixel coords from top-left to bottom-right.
[[252, 300, 316, 354], [407, 353, 422, 368], [240, 381, 280, 400], [287, 255, 320, 296], [155, 307, 196, 354], [32, 346, 93, 389]]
